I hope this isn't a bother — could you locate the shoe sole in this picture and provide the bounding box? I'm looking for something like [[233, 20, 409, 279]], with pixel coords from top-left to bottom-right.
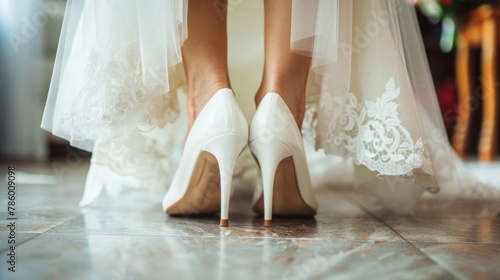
[[166, 151, 221, 215]]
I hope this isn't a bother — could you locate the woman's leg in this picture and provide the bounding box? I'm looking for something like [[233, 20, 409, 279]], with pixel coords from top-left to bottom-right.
[[182, 0, 230, 130], [256, 0, 311, 129]]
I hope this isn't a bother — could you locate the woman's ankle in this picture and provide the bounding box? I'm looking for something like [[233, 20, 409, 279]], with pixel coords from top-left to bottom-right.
[[186, 73, 230, 128], [255, 74, 306, 129]]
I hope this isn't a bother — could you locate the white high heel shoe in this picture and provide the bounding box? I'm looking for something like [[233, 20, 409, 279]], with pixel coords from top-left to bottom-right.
[[162, 88, 248, 227], [249, 92, 318, 226]]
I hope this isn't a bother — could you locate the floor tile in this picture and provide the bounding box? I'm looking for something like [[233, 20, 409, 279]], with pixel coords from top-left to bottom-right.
[[0, 163, 88, 208], [382, 217, 500, 243], [415, 243, 500, 279], [0, 208, 84, 233], [1, 161, 499, 279], [48, 186, 391, 241], [400, 199, 500, 219], [0, 232, 39, 253], [217, 216, 402, 241], [0, 234, 453, 280], [48, 209, 402, 242]]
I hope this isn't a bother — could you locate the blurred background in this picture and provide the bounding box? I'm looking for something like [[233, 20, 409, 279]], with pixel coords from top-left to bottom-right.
[[0, 0, 498, 163], [0, 0, 92, 163]]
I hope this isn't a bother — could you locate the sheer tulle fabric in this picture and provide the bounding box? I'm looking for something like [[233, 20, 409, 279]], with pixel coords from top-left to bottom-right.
[[42, 0, 499, 210], [294, 0, 499, 211], [41, 0, 187, 152]]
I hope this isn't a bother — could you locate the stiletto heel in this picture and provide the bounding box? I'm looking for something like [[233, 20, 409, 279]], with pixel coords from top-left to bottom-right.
[[162, 88, 248, 227], [203, 133, 248, 227], [250, 138, 292, 227], [249, 92, 318, 226]]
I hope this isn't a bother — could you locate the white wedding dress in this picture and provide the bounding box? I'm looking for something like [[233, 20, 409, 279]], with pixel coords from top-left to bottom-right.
[[41, 0, 500, 213]]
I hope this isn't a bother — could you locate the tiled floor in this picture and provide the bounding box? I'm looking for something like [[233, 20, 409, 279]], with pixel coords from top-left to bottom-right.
[[1, 162, 499, 280]]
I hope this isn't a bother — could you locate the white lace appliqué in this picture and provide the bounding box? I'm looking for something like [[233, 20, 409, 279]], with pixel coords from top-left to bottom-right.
[[62, 51, 180, 142], [323, 77, 433, 177]]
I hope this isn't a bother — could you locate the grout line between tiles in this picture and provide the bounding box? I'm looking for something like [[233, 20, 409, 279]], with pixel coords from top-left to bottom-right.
[[338, 192, 466, 279], [0, 233, 41, 255], [0, 209, 99, 254]]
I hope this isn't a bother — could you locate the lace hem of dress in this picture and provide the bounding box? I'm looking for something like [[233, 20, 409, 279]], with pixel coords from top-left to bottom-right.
[[91, 132, 175, 194], [61, 51, 181, 143], [303, 77, 438, 191]]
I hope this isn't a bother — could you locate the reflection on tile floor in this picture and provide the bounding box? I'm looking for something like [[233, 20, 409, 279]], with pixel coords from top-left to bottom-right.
[[0, 162, 499, 279], [415, 243, 500, 279]]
